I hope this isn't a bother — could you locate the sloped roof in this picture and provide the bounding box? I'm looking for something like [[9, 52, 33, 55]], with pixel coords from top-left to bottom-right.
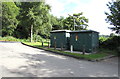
[[69, 30, 99, 33], [50, 30, 71, 33], [50, 30, 99, 33]]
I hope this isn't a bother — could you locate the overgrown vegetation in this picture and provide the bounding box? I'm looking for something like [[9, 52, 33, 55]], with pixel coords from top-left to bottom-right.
[[0, 36, 28, 42], [99, 35, 120, 56], [99, 36, 109, 44], [0, 36, 49, 42]]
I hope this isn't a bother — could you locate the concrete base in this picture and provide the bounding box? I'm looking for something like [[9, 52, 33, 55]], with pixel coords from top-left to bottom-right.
[[64, 50, 91, 55]]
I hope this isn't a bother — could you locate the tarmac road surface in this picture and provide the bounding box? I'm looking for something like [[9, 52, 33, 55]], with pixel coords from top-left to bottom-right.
[[0, 42, 118, 77]]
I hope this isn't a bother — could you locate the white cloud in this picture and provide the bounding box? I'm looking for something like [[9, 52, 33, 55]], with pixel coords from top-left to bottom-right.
[[45, 0, 65, 17], [45, 0, 115, 35]]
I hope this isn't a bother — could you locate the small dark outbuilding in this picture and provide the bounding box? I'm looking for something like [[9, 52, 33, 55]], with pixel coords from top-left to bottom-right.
[[70, 30, 99, 53], [50, 30, 71, 49]]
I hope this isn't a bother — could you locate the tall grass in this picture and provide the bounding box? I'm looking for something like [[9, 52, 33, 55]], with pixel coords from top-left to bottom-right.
[[0, 36, 29, 42], [0, 36, 50, 42]]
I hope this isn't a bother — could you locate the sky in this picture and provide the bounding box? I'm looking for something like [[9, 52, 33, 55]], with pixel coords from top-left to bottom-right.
[[45, 0, 115, 35]]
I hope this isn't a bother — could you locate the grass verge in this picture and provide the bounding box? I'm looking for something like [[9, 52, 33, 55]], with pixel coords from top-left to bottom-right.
[[0, 36, 30, 42], [23, 42, 116, 61], [0, 36, 49, 43]]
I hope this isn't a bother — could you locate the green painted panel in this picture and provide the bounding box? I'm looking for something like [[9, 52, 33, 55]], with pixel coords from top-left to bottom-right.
[[92, 32, 99, 52], [50, 32, 69, 49], [50, 30, 99, 53], [70, 33, 92, 52]]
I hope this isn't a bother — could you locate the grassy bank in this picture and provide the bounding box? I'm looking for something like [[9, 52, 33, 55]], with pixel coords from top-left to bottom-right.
[[0, 36, 49, 42], [23, 42, 116, 60], [0, 36, 29, 42], [23, 42, 48, 47]]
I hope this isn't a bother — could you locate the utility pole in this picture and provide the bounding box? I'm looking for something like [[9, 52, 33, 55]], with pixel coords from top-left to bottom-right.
[[31, 25, 33, 42], [68, 14, 76, 31]]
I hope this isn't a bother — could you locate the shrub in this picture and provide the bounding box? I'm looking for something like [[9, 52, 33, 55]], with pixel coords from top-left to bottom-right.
[[100, 36, 120, 50], [33, 34, 43, 42], [1, 36, 18, 41], [99, 36, 109, 45], [0, 36, 30, 42]]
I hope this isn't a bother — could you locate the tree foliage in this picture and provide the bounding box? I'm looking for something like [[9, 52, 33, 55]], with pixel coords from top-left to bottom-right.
[[2, 2, 19, 36], [100, 36, 120, 51], [2, 2, 89, 40], [14, 2, 51, 39], [63, 13, 88, 30], [51, 16, 64, 30], [105, 1, 120, 34]]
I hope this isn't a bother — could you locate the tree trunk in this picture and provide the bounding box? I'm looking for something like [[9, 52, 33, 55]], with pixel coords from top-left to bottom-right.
[[31, 25, 33, 42], [35, 30, 38, 42]]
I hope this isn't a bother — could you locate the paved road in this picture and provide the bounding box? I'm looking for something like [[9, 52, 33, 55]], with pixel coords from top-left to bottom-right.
[[0, 42, 118, 77]]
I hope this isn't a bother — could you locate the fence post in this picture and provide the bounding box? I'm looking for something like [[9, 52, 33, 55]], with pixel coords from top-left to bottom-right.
[[54, 41, 56, 50], [42, 41, 44, 47], [82, 45, 85, 55], [48, 42, 50, 48], [61, 43, 63, 51]]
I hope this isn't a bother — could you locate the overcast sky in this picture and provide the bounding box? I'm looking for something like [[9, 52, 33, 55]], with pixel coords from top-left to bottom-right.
[[45, 0, 115, 35]]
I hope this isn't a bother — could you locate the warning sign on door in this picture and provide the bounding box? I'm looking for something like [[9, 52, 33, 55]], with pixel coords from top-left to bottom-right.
[[75, 34, 78, 41]]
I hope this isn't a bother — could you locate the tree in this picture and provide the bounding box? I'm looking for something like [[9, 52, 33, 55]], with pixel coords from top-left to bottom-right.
[[105, 1, 120, 34], [110, 33, 116, 37], [50, 15, 64, 30], [2, 2, 19, 36], [63, 13, 88, 30], [15, 2, 51, 41], [0, 2, 2, 36], [57, 16, 65, 29]]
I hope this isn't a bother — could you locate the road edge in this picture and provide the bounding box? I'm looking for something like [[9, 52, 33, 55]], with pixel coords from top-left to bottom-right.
[[21, 42, 116, 62]]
